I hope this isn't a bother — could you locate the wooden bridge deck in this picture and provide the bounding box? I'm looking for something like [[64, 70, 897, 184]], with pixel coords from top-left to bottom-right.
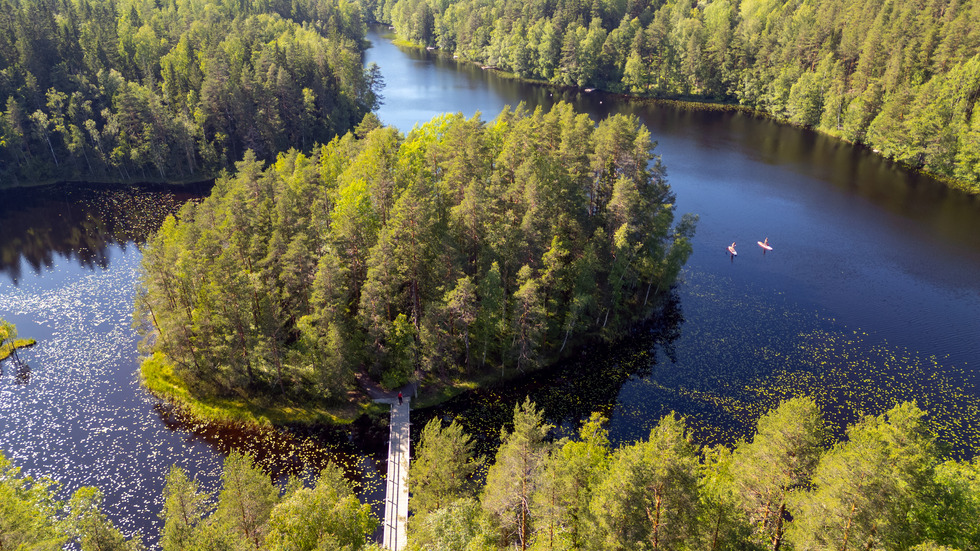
[[382, 397, 410, 551]]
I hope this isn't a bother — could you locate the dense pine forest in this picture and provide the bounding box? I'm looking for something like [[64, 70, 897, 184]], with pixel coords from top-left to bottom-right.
[[409, 398, 980, 551], [0, 0, 381, 186], [137, 103, 696, 403], [368, 0, 980, 192], [5, 397, 980, 550]]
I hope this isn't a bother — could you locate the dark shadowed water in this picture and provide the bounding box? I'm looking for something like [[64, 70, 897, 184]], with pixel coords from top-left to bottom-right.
[[363, 29, 980, 455], [2, 27, 980, 546]]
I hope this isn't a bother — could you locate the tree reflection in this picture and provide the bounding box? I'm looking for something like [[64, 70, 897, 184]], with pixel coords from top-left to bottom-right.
[[0, 183, 208, 284], [412, 290, 687, 459], [13, 358, 30, 385]]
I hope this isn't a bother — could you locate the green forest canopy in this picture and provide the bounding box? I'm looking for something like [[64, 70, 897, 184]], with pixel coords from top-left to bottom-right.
[[368, 0, 980, 193], [410, 398, 980, 551], [0, 448, 378, 551], [136, 103, 696, 404], [0, 0, 382, 186], [5, 398, 980, 550]]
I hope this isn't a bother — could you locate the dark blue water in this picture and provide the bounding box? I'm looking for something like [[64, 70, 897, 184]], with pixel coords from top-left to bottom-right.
[[2, 27, 980, 546], [365, 29, 980, 454]]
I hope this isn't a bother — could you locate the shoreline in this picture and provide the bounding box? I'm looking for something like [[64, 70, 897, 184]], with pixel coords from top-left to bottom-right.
[[136, 305, 667, 431], [383, 31, 979, 197], [0, 339, 36, 362], [139, 352, 385, 428], [0, 176, 216, 193], [138, 349, 557, 429]]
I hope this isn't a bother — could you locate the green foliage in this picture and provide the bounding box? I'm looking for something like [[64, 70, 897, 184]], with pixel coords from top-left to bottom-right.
[[730, 396, 825, 550], [160, 465, 213, 551], [68, 487, 145, 551], [0, 450, 67, 550], [410, 418, 482, 517], [9, 399, 980, 550], [216, 451, 279, 548], [0, 0, 381, 186], [137, 104, 693, 404], [0, 318, 36, 362], [265, 464, 378, 551], [482, 398, 553, 550], [0, 319, 17, 347], [162, 454, 377, 551], [2, 450, 143, 551], [591, 413, 700, 550], [406, 498, 496, 551], [380, 0, 980, 192], [531, 413, 611, 550], [435, 399, 980, 550], [787, 402, 943, 550]]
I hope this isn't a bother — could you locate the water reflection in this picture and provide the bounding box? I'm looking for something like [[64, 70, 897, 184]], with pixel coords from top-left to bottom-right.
[[413, 292, 687, 459], [368, 28, 980, 461], [0, 182, 387, 546], [0, 355, 30, 384], [153, 401, 387, 497], [13, 358, 31, 385], [0, 183, 210, 285]]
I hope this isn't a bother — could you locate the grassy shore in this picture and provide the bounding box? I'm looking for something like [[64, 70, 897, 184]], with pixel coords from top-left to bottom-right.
[[0, 339, 36, 362], [140, 352, 387, 427], [140, 347, 558, 428]]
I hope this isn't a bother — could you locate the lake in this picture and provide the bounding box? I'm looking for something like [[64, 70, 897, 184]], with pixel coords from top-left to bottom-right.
[[361, 28, 980, 453], [1, 27, 979, 545], [0, 184, 387, 543]]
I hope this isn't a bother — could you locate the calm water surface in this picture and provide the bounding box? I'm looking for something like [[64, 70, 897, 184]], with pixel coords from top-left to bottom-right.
[[364, 29, 980, 453], [0, 185, 385, 544], [2, 27, 980, 545]]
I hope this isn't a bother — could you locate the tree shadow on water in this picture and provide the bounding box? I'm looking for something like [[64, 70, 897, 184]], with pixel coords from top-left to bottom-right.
[[413, 291, 687, 459]]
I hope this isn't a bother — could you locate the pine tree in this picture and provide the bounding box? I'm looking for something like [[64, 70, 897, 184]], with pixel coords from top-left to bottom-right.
[[730, 397, 825, 551], [410, 418, 482, 517], [215, 452, 278, 549], [160, 465, 212, 551], [591, 413, 701, 550], [482, 399, 553, 550]]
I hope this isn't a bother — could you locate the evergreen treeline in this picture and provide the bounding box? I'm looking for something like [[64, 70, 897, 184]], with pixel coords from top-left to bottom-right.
[[157, 453, 379, 551], [0, 0, 381, 186], [0, 450, 146, 550], [0, 449, 381, 551], [6, 398, 980, 550], [409, 398, 980, 551], [136, 104, 696, 400], [369, 0, 980, 192]]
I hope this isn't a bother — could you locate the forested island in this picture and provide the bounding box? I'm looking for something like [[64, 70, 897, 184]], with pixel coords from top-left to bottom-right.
[[368, 0, 980, 193], [4, 398, 980, 550], [4, 0, 980, 547], [0, 0, 381, 186], [136, 103, 696, 417]]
